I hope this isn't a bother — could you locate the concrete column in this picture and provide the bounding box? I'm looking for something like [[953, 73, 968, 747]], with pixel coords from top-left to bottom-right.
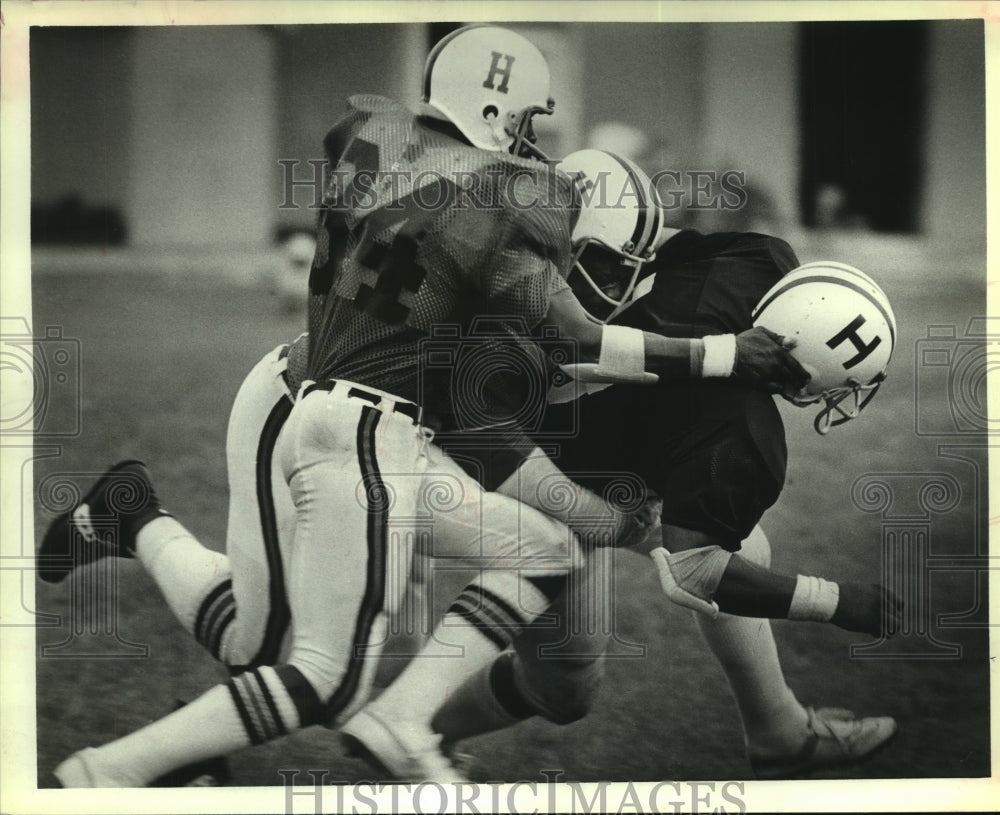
[[701, 23, 799, 227], [127, 27, 278, 248], [579, 23, 705, 167], [920, 20, 986, 246]]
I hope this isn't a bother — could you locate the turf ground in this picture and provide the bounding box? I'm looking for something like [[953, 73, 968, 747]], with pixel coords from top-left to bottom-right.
[[30, 237, 991, 785]]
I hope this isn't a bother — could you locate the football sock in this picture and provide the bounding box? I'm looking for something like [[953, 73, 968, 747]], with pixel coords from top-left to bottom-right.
[[695, 611, 808, 754], [364, 614, 502, 733], [135, 517, 231, 643], [431, 653, 528, 743], [365, 573, 549, 730], [695, 526, 809, 755], [70, 665, 306, 787]]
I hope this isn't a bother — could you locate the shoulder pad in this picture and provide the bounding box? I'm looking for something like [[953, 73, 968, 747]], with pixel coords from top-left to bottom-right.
[[718, 232, 801, 275], [719, 232, 802, 279], [497, 162, 576, 268], [324, 96, 415, 164]]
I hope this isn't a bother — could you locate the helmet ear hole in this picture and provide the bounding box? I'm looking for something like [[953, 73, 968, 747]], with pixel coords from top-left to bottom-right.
[[421, 26, 552, 151]]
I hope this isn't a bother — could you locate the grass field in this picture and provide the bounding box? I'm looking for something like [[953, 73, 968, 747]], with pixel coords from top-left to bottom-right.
[[30, 238, 991, 786]]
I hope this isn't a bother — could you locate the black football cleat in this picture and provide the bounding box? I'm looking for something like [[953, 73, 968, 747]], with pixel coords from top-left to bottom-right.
[[38, 460, 167, 583]]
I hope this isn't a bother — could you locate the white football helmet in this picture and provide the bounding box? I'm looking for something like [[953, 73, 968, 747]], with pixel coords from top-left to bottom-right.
[[752, 261, 898, 434], [556, 149, 665, 321], [422, 25, 554, 159]]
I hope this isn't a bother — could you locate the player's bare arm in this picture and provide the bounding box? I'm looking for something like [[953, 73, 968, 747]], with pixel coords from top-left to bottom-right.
[[544, 286, 810, 390], [546, 150, 810, 392]]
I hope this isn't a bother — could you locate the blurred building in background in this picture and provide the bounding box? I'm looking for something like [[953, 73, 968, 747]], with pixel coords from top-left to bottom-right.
[[30, 20, 985, 250]]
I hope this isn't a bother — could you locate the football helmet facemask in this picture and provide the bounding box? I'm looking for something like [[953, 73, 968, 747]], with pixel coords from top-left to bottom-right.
[[422, 25, 554, 159], [752, 261, 898, 434], [556, 149, 664, 322]]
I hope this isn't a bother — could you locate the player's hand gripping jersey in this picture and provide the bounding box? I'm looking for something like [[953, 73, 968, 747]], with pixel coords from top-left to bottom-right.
[[307, 95, 577, 430]]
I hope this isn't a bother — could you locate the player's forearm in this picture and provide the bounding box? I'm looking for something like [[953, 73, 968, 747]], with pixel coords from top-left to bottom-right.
[[565, 328, 734, 384], [711, 555, 902, 637], [545, 288, 806, 389], [545, 293, 731, 383], [641, 332, 731, 381], [711, 554, 796, 618]]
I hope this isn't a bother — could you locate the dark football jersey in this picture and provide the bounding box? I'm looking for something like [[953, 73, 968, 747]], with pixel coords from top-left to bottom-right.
[[306, 95, 576, 430], [616, 230, 800, 338], [539, 230, 800, 548]]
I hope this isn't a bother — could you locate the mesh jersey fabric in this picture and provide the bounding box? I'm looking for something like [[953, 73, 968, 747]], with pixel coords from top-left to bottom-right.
[[306, 94, 577, 432], [283, 333, 310, 397]]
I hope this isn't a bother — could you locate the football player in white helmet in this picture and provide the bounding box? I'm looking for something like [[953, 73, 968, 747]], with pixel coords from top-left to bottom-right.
[[376, 150, 902, 780], [40, 26, 578, 786], [38, 30, 815, 787], [550, 149, 807, 395], [753, 261, 897, 434], [420, 24, 554, 159], [557, 149, 665, 321]]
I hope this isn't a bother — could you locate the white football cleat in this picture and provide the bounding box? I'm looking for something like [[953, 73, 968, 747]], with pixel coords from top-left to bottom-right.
[[340, 708, 468, 783], [749, 707, 898, 779]]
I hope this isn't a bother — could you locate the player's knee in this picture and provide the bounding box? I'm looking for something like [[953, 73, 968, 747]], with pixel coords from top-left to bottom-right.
[[739, 525, 772, 569], [516, 655, 605, 725]]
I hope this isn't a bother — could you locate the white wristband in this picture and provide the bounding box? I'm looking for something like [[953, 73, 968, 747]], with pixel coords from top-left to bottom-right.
[[701, 333, 737, 378], [788, 574, 840, 622], [556, 325, 659, 386], [599, 324, 646, 375]]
